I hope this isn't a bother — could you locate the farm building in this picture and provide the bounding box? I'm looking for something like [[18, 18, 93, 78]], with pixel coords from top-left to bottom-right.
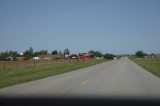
[[145, 54, 160, 59], [79, 53, 95, 59]]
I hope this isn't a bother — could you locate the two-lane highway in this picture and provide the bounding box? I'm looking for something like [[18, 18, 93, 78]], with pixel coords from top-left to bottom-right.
[[1, 58, 160, 98]]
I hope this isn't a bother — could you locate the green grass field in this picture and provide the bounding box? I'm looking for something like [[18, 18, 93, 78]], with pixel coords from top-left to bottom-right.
[[0, 59, 106, 88], [130, 57, 160, 78]]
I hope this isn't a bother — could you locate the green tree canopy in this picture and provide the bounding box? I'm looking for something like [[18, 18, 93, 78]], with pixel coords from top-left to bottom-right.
[[33, 50, 48, 57], [24, 47, 33, 60], [135, 50, 146, 58], [0, 51, 18, 61], [89, 50, 103, 57], [52, 50, 58, 55], [103, 53, 114, 59], [64, 48, 70, 55]]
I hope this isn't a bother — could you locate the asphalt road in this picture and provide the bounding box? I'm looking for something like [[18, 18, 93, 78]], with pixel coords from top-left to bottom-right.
[[1, 58, 160, 99]]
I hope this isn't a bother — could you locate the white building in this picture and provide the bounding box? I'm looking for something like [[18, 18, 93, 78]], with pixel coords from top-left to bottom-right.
[[33, 57, 40, 60]]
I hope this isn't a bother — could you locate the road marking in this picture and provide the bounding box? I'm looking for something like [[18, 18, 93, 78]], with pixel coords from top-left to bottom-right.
[[81, 80, 90, 86]]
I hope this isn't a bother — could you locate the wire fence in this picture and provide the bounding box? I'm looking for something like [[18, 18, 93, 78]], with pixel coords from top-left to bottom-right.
[[0, 58, 91, 71]]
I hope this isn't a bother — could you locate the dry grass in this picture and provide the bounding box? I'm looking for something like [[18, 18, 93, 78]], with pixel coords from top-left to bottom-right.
[[0, 59, 81, 70], [0, 59, 107, 88]]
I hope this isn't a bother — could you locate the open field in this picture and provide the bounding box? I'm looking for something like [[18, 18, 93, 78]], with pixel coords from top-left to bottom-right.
[[0, 59, 106, 88], [130, 57, 160, 78]]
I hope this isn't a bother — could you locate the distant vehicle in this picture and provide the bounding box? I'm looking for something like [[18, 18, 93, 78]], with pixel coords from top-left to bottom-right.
[[69, 54, 79, 59], [33, 57, 40, 60]]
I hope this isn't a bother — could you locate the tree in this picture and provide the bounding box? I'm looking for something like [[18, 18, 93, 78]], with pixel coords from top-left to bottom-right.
[[89, 50, 103, 57], [33, 50, 48, 57], [9, 51, 18, 60], [0, 51, 18, 61], [52, 50, 58, 55], [40, 50, 48, 55], [64, 48, 70, 55], [24, 47, 33, 60], [58, 50, 62, 55], [135, 50, 146, 58], [103, 53, 114, 59], [0, 52, 8, 61], [88, 50, 95, 55]]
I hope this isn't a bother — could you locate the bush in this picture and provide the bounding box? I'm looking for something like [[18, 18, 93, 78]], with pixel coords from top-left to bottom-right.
[[103, 53, 114, 59]]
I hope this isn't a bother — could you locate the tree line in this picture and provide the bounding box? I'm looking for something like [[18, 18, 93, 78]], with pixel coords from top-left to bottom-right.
[[0, 47, 63, 61], [0, 47, 116, 61], [135, 50, 147, 58], [134, 50, 159, 58], [88, 50, 115, 59], [1, 48, 152, 61]]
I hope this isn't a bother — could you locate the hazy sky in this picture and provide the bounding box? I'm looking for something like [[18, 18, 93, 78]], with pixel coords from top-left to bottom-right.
[[0, 0, 160, 54]]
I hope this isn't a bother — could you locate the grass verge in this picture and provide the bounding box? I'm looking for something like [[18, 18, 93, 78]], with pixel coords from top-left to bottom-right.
[[129, 56, 160, 78], [0, 59, 107, 88]]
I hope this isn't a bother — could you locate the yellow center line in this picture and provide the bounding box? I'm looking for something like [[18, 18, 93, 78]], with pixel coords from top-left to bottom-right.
[[81, 80, 90, 86]]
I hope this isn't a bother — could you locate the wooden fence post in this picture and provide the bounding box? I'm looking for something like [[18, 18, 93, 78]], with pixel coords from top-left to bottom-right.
[[34, 60, 35, 68], [26, 61, 27, 68], [16, 60, 18, 69], [4, 60, 6, 70]]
